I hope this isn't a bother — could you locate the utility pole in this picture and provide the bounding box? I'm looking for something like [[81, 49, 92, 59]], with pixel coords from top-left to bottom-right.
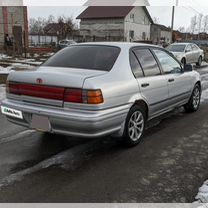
[[171, 0, 179, 43]]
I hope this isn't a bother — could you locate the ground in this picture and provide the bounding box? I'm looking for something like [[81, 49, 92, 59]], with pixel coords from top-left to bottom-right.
[[0, 64, 208, 202]]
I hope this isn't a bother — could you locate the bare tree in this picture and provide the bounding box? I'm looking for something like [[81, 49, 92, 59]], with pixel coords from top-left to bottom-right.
[[57, 15, 76, 39], [29, 17, 47, 34], [190, 15, 197, 34], [197, 13, 203, 34], [47, 15, 55, 24], [153, 17, 160, 24], [203, 15, 208, 33], [178, 27, 185, 33]]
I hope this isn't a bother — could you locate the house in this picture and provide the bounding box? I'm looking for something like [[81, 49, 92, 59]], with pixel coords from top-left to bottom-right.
[[0, 6, 28, 49], [76, 6, 153, 42], [150, 23, 171, 45], [84, 0, 150, 6], [44, 23, 74, 38]]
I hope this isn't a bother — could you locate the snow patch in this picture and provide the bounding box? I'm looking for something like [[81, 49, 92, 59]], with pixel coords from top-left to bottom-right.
[[195, 180, 208, 202], [201, 89, 208, 102], [0, 66, 14, 75], [0, 53, 11, 60]]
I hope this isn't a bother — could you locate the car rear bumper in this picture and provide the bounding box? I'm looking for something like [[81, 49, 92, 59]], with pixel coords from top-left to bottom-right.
[[1, 99, 130, 138]]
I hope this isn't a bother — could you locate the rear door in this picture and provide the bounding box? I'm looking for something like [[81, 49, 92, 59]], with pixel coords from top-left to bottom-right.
[[185, 44, 194, 63], [130, 48, 169, 116], [152, 48, 192, 106], [192, 44, 200, 63]]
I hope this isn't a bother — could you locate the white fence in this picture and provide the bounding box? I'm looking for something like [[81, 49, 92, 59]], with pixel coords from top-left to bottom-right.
[[29, 35, 58, 46]]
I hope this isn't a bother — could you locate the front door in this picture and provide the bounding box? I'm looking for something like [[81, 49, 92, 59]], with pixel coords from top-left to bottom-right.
[[152, 49, 192, 106]]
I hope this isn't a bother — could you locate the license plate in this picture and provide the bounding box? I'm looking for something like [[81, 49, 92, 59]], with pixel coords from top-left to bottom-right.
[[1, 106, 23, 119], [31, 115, 51, 132]]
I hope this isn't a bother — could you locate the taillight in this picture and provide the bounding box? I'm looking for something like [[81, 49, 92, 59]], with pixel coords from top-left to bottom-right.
[[7, 82, 64, 100], [86, 90, 103, 104], [64, 88, 103, 104], [7, 81, 104, 105], [64, 89, 83, 103]]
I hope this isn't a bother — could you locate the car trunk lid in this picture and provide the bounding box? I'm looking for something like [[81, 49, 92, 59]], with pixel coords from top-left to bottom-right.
[[7, 66, 107, 107]]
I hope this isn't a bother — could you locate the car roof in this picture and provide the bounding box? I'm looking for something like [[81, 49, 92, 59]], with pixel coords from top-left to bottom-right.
[[171, 42, 195, 46], [75, 42, 162, 49]]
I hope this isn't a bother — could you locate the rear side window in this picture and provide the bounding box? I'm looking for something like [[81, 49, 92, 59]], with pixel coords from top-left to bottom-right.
[[133, 49, 161, 77], [43, 45, 121, 71], [130, 52, 144, 78]]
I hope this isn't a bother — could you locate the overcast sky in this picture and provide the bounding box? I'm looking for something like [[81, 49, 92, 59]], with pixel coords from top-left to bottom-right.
[[27, 0, 208, 30]]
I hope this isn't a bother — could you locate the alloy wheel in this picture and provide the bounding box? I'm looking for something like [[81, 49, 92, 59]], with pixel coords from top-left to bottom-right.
[[128, 111, 144, 142], [192, 87, 200, 109]]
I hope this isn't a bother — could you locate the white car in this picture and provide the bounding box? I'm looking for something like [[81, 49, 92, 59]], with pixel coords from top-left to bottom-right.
[[167, 43, 204, 66], [1, 43, 201, 146], [58, 40, 77, 49]]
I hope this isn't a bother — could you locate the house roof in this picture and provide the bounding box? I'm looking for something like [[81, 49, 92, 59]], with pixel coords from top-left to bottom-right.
[[44, 23, 72, 35], [76, 6, 153, 23], [152, 23, 171, 31]]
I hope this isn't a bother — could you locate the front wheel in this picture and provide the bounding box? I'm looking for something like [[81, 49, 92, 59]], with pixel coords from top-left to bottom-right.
[[196, 56, 202, 66], [184, 84, 201, 113], [122, 105, 146, 146]]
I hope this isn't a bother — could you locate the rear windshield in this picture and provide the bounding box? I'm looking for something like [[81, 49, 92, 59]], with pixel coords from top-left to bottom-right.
[[167, 45, 186, 52], [43, 45, 121, 71]]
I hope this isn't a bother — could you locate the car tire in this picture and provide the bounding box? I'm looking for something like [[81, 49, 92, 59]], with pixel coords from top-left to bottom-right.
[[184, 84, 201, 113], [181, 58, 186, 67], [122, 105, 146, 147], [196, 56, 202, 66]]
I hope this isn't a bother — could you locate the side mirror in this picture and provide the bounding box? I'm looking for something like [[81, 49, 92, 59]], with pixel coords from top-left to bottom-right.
[[185, 49, 191, 53], [183, 64, 193, 72]]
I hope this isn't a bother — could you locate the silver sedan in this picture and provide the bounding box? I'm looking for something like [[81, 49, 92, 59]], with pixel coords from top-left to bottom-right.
[[167, 42, 204, 66], [1, 43, 201, 146]]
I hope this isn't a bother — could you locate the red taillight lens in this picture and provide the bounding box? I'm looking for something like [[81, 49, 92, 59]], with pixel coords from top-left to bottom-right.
[[64, 89, 83, 103], [7, 82, 20, 95], [7, 82, 64, 100], [7, 81, 104, 104], [64, 89, 103, 104]]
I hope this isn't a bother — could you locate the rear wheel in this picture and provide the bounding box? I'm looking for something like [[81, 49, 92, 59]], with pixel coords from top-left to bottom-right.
[[184, 84, 201, 113], [196, 56, 202, 66], [122, 105, 146, 146]]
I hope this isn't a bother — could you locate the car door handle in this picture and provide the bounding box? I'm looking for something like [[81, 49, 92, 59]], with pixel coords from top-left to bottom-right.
[[141, 83, 150, 88], [168, 78, 175, 83]]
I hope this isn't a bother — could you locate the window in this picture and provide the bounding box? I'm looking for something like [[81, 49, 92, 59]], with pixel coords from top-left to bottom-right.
[[142, 32, 146, 40], [130, 14, 135, 21], [134, 49, 161, 77], [43, 45, 121, 71], [130, 52, 144, 78], [129, 31, 134, 40], [167, 44, 186, 52], [153, 49, 182, 74], [192, 44, 198, 51], [186, 44, 192, 52]]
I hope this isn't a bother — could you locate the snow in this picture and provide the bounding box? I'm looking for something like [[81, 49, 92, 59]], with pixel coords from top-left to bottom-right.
[[201, 89, 208, 102], [0, 66, 14, 75], [10, 63, 36, 70], [0, 53, 11, 60], [0, 84, 6, 102], [195, 180, 208, 202], [10, 58, 42, 66]]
